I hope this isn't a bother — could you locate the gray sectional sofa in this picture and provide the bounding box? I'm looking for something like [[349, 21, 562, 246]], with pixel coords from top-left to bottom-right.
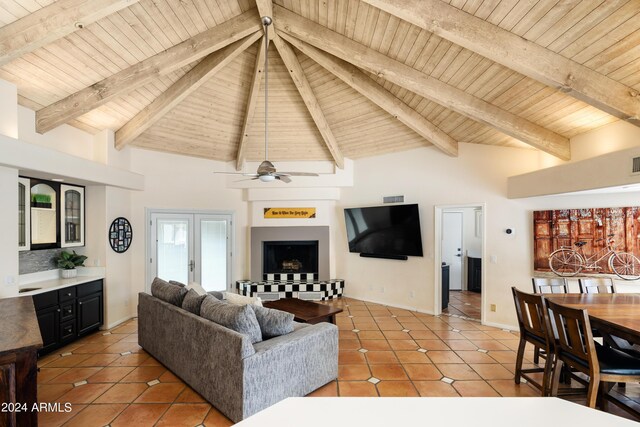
[[138, 292, 338, 422]]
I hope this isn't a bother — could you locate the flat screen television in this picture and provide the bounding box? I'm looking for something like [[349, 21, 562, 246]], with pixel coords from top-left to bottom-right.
[[344, 204, 423, 258]]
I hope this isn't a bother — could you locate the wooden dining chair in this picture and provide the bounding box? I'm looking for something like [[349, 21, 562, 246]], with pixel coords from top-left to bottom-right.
[[532, 277, 568, 294], [579, 277, 615, 294], [511, 287, 553, 395], [545, 299, 640, 416]]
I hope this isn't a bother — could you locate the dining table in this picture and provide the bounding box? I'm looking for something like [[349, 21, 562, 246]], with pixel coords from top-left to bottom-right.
[[543, 293, 640, 346]]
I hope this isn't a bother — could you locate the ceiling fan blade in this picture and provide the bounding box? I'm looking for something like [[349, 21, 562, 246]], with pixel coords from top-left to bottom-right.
[[215, 172, 259, 177], [277, 172, 320, 177], [234, 177, 260, 182], [276, 175, 292, 183]]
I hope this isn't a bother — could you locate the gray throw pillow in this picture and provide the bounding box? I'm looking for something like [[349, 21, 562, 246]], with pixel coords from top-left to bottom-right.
[[200, 295, 262, 343], [151, 277, 188, 307], [250, 305, 295, 339], [207, 290, 224, 300], [169, 280, 186, 287], [181, 289, 209, 315]]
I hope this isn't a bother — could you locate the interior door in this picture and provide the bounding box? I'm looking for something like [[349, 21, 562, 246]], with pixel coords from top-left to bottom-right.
[[442, 211, 463, 291]]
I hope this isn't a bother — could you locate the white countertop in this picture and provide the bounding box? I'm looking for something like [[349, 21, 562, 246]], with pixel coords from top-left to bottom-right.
[[16, 275, 104, 297], [236, 397, 636, 427]]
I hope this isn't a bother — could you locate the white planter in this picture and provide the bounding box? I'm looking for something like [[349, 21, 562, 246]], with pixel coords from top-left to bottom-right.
[[61, 269, 77, 279]]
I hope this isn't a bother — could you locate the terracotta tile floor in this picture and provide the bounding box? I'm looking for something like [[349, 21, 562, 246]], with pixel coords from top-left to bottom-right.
[[443, 290, 482, 320], [37, 297, 640, 425]]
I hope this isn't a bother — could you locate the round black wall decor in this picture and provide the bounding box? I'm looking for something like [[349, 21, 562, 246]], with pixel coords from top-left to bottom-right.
[[109, 217, 132, 253]]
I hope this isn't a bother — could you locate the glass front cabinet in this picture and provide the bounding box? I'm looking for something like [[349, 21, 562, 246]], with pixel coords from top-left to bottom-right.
[[18, 177, 31, 251], [60, 184, 85, 248]]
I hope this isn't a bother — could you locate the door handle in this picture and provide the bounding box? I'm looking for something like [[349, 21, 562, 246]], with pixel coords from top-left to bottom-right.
[[455, 254, 462, 257], [189, 260, 195, 272]]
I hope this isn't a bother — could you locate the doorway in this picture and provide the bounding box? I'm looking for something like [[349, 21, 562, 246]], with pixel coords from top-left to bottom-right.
[[146, 210, 233, 292], [435, 204, 485, 322]]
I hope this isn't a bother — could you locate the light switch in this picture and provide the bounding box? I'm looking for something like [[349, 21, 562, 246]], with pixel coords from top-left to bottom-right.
[[490, 255, 498, 264]]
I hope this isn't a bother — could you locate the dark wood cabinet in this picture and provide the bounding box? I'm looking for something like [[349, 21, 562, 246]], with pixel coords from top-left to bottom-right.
[[441, 264, 450, 309], [467, 257, 482, 293], [32, 280, 103, 356]]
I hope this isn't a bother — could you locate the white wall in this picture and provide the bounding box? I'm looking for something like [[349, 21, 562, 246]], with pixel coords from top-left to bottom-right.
[[0, 166, 19, 298], [336, 142, 640, 329]]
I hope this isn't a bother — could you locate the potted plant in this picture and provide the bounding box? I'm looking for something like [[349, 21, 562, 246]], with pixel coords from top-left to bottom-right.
[[55, 250, 88, 279]]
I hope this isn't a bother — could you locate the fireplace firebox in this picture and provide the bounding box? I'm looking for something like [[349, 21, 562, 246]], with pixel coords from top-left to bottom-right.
[[263, 240, 319, 275]]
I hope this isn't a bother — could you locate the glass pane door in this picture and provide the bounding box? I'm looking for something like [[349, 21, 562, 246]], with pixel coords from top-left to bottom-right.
[[154, 215, 193, 285], [196, 215, 230, 291]]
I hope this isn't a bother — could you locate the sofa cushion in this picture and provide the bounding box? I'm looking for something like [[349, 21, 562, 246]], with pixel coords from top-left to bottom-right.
[[169, 280, 186, 288], [182, 289, 209, 315], [151, 277, 187, 307], [186, 282, 207, 295], [225, 292, 263, 307], [250, 305, 295, 339], [200, 295, 262, 343], [208, 291, 224, 300]]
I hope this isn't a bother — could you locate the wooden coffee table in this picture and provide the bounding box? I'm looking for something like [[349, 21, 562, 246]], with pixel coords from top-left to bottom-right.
[[263, 298, 343, 324]]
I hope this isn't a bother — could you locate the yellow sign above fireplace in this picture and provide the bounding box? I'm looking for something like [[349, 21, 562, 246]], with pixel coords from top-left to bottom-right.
[[264, 208, 316, 219]]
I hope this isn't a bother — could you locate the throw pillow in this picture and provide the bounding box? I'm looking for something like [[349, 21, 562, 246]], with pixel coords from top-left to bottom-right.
[[151, 277, 188, 307], [186, 282, 207, 296], [181, 288, 209, 315], [207, 291, 224, 300], [200, 296, 262, 343], [250, 305, 295, 339], [168, 280, 186, 287], [224, 292, 263, 307]]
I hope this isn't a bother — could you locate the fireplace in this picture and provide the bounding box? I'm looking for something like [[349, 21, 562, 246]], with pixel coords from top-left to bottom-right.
[[263, 241, 319, 275]]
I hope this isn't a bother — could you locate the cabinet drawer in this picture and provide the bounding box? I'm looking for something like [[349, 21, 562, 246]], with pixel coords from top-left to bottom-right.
[[58, 287, 76, 302], [59, 320, 76, 343], [60, 302, 75, 322], [77, 280, 103, 297], [33, 291, 58, 310]]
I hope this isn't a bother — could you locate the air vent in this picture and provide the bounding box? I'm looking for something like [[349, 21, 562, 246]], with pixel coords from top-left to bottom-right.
[[383, 195, 404, 203], [633, 157, 640, 174]]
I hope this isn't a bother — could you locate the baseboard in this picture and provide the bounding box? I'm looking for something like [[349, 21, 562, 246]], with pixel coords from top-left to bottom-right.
[[102, 315, 135, 330], [343, 293, 435, 316], [482, 320, 518, 331]]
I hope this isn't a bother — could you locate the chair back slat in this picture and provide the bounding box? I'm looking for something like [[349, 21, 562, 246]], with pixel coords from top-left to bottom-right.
[[545, 299, 599, 372], [579, 277, 615, 294], [532, 277, 568, 294], [512, 287, 548, 344]]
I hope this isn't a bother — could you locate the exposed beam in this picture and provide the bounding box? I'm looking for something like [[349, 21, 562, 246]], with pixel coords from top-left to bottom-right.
[[255, 0, 276, 39], [0, 0, 140, 66], [236, 37, 267, 170], [273, 35, 344, 168], [36, 9, 261, 134], [286, 37, 458, 156], [115, 33, 262, 150], [275, 5, 570, 160], [362, 0, 640, 126]]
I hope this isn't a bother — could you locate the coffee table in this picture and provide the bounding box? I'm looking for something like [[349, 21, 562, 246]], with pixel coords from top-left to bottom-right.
[[263, 298, 343, 324]]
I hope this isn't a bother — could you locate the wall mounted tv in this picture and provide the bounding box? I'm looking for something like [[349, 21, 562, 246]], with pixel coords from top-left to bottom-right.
[[344, 204, 423, 260]]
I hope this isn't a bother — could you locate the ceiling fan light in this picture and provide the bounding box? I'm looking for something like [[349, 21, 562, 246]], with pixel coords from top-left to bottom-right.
[[259, 175, 276, 182]]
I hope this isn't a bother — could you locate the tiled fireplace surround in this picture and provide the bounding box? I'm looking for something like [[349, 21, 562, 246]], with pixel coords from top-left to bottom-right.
[[237, 226, 344, 300]]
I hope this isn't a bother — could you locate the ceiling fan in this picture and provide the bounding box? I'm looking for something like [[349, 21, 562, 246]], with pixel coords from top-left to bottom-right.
[[216, 16, 319, 184]]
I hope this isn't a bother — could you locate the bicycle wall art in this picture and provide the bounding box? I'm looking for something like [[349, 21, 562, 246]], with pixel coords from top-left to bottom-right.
[[533, 207, 640, 280]]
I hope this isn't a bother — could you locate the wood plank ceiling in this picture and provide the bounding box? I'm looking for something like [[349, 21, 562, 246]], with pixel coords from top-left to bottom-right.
[[1, 0, 639, 168]]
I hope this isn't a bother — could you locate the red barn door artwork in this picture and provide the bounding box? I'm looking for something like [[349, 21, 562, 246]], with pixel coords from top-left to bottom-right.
[[533, 207, 640, 274]]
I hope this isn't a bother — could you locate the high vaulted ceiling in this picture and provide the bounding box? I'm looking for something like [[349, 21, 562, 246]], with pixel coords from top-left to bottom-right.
[[1, 0, 639, 169]]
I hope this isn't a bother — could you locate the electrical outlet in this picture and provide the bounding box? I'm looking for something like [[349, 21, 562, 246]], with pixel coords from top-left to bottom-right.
[[409, 290, 415, 298], [490, 255, 498, 264], [490, 304, 497, 312], [4, 276, 15, 285], [380, 287, 385, 293]]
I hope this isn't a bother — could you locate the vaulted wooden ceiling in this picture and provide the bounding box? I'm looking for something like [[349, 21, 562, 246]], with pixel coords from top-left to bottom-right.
[[1, 0, 639, 169]]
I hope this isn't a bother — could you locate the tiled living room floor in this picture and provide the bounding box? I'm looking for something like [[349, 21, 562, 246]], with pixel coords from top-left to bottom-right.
[[37, 297, 639, 426], [442, 290, 481, 320]]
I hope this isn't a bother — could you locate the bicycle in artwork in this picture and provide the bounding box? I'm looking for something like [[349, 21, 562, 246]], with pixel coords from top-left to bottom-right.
[[548, 235, 640, 280]]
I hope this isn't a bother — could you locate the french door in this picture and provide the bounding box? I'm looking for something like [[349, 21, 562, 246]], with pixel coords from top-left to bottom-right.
[[148, 211, 232, 292]]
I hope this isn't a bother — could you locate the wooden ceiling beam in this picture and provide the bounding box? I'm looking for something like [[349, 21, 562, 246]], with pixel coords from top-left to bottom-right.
[[236, 37, 266, 170], [255, 0, 276, 40], [273, 35, 345, 168], [285, 37, 458, 157], [362, 0, 640, 127], [275, 5, 570, 160], [0, 0, 140, 67], [36, 9, 262, 134], [115, 33, 262, 150]]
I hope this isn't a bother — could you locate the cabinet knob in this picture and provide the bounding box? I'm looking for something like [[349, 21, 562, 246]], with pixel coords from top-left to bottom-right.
[[78, 302, 82, 305], [67, 293, 71, 296], [57, 308, 61, 312]]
